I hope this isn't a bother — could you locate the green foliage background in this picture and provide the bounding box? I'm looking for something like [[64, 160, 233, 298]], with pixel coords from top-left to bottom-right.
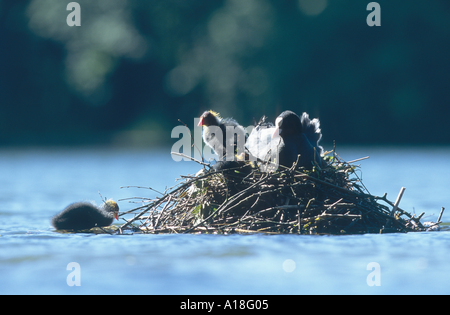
[[1, 0, 449, 146]]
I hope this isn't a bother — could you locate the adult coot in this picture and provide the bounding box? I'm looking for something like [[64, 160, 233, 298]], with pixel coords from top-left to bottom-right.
[[51, 200, 119, 230], [273, 110, 323, 169], [198, 110, 247, 160]]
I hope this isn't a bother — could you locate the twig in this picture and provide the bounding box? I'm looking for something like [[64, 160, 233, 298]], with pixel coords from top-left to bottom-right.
[[437, 207, 445, 223], [347, 156, 370, 164], [120, 185, 164, 195], [390, 187, 406, 216], [146, 195, 173, 228], [94, 224, 114, 235], [171, 152, 210, 167]]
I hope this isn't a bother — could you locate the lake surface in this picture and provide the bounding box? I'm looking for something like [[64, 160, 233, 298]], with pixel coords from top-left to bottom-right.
[[1, 146, 449, 294]]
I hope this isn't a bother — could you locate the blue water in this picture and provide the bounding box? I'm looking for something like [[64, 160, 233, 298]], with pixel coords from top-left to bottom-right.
[[1, 146, 449, 294]]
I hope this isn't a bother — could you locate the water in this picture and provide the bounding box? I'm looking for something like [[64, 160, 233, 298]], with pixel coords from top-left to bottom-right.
[[1, 146, 449, 294]]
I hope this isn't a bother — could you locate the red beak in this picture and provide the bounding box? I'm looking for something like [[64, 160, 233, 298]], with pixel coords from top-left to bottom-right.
[[115, 213, 119, 220], [198, 117, 204, 127]]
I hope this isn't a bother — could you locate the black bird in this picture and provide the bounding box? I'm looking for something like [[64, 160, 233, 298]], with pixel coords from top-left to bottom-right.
[[212, 160, 253, 175], [51, 200, 119, 230], [198, 110, 247, 160], [273, 110, 323, 169]]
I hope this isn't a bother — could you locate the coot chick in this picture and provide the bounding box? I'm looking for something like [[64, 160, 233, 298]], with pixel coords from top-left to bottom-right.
[[273, 110, 323, 169], [198, 110, 247, 160], [51, 200, 119, 230], [212, 160, 253, 175]]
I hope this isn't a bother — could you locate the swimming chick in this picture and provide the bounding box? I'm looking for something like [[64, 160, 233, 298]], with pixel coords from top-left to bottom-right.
[[51, 199, 119, 230]]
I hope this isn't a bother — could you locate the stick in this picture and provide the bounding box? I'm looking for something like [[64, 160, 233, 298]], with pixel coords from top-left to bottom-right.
[[120, 185, 164, 195], [150, 195, 173, 228], [390, 187, 406, 216], [347, 156, 370, 164], [437, 207, 445, 223], [326, 198, 344, 209], [95, 224, 114, 235], [332, 140, 336, 164], [171, 152, 210, 167], [98, 191, 106, 203]]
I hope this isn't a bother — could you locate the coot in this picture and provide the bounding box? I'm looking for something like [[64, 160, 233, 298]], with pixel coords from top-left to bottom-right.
[[273, 110, 323, 169], [198, 110, 247, 160], [51, 200, 119, 230], [212, 160, 253, 176]]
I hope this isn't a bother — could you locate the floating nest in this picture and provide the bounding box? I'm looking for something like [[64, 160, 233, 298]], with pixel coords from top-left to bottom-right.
[[118, 151, 443, 235]]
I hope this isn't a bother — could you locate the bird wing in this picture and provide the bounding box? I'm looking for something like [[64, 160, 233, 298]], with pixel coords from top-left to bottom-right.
[[246, 125, 280, 161], [300, 113, 323, 155]]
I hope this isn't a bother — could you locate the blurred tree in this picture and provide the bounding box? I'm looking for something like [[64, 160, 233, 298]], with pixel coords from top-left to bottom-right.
[[0, 0, 449, 146]]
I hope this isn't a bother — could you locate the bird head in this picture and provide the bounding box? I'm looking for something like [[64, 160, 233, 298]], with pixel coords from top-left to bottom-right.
[[272, 110, 301, 138], [102, 199, 119, 220], [198, 110, 221, 127]]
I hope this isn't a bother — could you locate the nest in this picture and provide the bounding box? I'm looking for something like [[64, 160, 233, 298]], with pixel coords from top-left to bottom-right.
[[118, 152, 442, 235]]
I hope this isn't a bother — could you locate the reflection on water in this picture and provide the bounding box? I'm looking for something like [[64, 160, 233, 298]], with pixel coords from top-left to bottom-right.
[[0, 146, 449, 294]]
